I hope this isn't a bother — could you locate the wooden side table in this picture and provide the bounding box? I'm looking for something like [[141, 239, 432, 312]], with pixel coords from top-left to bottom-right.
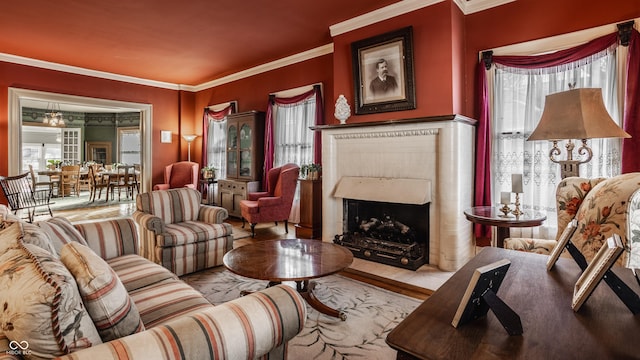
[[295, 179, 322, 239], [463, 206, 546, 248], [198, 178, 217, 205], [386, 247, 640, 359]]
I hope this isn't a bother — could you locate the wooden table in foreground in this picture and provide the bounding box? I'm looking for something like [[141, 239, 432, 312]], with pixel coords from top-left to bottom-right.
[[464, 206, 546, 248], [386, 247, 640, 359], [223, 239, 354, 320]]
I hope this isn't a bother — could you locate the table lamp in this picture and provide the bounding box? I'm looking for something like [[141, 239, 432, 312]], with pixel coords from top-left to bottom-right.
[[182, 134, 197, 162], [527, 88, 630, 178]]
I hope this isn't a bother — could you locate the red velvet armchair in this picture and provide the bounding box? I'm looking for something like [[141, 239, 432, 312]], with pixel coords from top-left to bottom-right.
[[240, 163, 300, 237], [153, 161, 199, 190]]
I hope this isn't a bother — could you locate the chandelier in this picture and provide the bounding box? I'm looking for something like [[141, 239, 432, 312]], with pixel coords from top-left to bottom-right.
[[43, 103, 64, 127]]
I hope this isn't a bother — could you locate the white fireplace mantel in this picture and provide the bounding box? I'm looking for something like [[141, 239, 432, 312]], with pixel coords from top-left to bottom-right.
[[316, 115, 477, 271]]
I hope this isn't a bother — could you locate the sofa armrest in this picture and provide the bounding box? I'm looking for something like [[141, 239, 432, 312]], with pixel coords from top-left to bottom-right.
[[247, 191, 270, 201], [73, 218, 140, 260], [57, 285, 307, 360], [197, 205, 229, 224], [132, 211, 164, 234]]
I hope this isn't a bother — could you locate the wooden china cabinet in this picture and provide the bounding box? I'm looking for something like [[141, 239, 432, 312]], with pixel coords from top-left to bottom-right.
[[218, 111, 265, 217]]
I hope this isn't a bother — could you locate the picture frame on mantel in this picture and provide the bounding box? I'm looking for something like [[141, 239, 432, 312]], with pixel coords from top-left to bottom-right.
[[351, 26, 416, 115]]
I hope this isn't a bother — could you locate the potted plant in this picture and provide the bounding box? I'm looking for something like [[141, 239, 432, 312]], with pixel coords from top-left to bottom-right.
[[302, 163, 322, 180], [201, 165, 217, 179], [46, 159, 61, 170]]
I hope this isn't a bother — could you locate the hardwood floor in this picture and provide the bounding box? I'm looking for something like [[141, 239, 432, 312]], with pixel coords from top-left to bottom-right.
[[52, 203, 451, 299]]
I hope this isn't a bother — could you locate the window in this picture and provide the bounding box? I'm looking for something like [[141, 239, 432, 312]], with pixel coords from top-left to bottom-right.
[[273, 96, 315, 167], [491, 49, 621, 238], [118, 127, 141, 165], [206, 118, 227, 177]]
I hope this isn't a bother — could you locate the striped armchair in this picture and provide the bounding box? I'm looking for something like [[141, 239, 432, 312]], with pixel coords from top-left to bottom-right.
[[133, 187, 234, 276]]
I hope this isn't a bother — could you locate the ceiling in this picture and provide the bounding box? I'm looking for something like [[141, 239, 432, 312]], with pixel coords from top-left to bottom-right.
[[1, 0, 403, 86]]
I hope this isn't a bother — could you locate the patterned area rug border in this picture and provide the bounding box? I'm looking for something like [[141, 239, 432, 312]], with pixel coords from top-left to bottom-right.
[[181, 267, 422, 360]]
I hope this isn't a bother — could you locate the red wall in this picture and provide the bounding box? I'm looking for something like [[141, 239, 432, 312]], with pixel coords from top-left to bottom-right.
[[193, 54, 334, 163], [463, 0, 640, 117], [2, 0, 638, 192], [332, 1, 463, 124], [0, 61, 183, 185]]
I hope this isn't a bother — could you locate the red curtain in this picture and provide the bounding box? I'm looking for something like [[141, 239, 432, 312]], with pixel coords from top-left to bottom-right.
[[474, 31, 624, 237], [622, 29, 640, 173], [201, 104, 234, 167], [263, 85, 324, 189]]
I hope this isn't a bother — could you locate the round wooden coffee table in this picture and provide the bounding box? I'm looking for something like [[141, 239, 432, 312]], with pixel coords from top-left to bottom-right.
[[223, 239, 354, 320]]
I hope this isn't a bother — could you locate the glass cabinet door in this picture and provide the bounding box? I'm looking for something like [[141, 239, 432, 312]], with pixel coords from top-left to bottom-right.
[[239, 123, 252, 149], [227, 125, 238, 150], [227, 125, 238, 177], [227, 151, 237, 178], [239, 123, 252, 177]]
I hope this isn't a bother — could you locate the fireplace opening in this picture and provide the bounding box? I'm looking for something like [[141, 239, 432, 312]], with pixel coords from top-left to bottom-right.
[[334, 199, 429, 270]]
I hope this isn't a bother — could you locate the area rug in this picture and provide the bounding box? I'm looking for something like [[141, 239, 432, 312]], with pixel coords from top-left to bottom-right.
[[181, 268, 422, 360], [49, 193, 134, 211]]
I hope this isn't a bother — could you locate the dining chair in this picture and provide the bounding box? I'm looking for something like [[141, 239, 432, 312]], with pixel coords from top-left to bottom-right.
[[108, 165, 137, 201], [60, 165, 81, 198], [28, 164, 57, 194], [88, 165, 109, 202]]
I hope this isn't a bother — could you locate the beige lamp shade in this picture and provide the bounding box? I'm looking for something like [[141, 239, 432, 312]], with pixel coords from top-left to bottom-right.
[[528, 88, 630, 141]]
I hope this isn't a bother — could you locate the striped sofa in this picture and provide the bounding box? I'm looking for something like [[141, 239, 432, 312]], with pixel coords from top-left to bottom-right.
[[133, 188, 234, 276], [0, 205, 307, 360]]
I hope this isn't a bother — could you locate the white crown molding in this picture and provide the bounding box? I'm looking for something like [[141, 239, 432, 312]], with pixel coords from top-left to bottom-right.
[[453, 0, 516, 15], [330, 0, 444, 37], [0, 1, 516, 93], [0, 52, 181, 90], [189, 44, 334, 92]]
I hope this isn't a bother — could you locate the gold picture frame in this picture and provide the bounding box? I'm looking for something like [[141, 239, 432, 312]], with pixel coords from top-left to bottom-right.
[[351, 26, 416, 115]]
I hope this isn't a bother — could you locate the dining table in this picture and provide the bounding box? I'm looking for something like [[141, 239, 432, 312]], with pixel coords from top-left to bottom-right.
[[38, 168, 89, 197], [96, 167, 140, 201]]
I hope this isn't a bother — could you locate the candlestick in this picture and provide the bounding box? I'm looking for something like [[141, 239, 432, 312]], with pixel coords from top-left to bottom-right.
[[512, 193, 523, 217], [512, 174, 523, 193]]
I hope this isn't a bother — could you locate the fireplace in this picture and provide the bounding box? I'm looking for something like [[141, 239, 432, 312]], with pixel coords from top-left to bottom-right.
[[315, 115, 477, 272], [335, 198, 429, 270]]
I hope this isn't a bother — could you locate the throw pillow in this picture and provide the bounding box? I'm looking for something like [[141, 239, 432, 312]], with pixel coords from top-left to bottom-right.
[[60, 242, 145, 342], [21, 222, 57, 255], [0, 222, 102, 359], [38, 217, 89, 255]]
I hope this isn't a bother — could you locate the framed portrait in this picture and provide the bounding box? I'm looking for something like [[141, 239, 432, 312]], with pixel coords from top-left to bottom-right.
[[351, 26, 416, 115]]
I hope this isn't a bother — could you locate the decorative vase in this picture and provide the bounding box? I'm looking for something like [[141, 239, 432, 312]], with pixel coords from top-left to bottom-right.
[[334, 95, 351, 124]]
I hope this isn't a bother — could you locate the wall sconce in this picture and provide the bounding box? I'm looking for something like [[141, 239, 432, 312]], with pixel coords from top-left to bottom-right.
[[182, 134, 198, 162], [160, 130, 172, 143], [527, 88, 630, 178]]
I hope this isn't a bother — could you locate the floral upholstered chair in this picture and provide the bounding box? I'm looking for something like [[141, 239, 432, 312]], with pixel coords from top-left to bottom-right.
[[567, 172, 640, 267], [504, 176, 605, 254]]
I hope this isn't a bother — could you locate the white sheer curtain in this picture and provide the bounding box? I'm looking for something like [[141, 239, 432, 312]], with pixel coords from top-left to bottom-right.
[[206, 118, 227, 178], [273, 96, 316, 223], [492, 50, 621, 239]]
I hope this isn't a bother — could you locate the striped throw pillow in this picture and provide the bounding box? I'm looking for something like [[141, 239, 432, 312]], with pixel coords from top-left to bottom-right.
[[60, 242, 145, 342], [38, 217, 89, 255]]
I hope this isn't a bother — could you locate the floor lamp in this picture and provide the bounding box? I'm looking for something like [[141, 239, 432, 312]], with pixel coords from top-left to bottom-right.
[[182, 134, 197, 162], [527, 88, 630, 179]]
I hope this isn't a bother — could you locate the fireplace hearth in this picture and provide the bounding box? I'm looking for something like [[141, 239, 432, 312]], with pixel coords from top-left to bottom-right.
[[334, 199, 428, 270], [316, 115, 477, 271]]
